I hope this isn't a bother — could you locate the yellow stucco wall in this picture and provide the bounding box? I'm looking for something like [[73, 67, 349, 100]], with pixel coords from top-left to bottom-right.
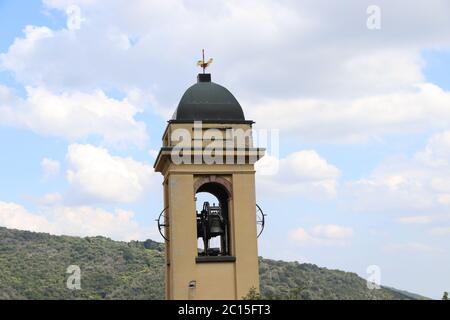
[[194, 263, 236, 299]]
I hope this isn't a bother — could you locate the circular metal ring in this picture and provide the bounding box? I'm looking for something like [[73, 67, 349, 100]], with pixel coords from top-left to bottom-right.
[[156, 207, 169, 241], [256, 203, 266, 238]]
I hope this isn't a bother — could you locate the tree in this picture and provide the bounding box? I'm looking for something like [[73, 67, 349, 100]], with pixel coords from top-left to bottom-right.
[[242, 287, 261, 300], [443, 292, 449, 300]]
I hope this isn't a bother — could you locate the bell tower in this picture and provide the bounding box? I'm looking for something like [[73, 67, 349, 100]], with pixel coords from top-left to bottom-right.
[[154, 68, 265, 300]]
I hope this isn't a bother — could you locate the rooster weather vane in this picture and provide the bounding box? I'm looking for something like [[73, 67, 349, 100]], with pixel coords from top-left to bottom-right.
[[197, 49, 213, 73]]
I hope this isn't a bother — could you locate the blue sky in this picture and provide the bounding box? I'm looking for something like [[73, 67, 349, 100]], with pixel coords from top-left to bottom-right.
[[1, 0, 450, 299]]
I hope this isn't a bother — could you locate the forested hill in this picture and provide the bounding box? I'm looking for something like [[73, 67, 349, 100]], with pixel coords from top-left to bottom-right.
[[0, 227, 425, 300]]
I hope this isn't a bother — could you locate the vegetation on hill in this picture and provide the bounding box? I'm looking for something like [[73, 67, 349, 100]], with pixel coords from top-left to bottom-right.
[[259, 259, 419, 300], [0, 227, 423, 300], [0, 227, 164, 299]]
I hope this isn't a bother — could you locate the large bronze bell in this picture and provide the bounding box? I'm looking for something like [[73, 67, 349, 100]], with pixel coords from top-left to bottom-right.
[[208, 212, 224, 237]]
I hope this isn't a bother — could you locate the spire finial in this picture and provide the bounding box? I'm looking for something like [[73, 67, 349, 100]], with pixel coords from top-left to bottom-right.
[[197, 49, 213, 74]]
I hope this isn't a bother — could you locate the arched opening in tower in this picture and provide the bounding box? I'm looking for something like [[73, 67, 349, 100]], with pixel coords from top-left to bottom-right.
[[195, 182, 230, 257]]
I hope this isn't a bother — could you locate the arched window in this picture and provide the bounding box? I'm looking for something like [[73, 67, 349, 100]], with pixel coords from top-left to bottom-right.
[[195, 180, 231, 257]]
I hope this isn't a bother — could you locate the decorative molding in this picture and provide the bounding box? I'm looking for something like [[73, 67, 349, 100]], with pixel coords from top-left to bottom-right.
[[194, 175, 233, 198]]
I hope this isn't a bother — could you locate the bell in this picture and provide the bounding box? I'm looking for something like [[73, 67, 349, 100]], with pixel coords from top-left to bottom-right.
[[208, 213, 224, 237]]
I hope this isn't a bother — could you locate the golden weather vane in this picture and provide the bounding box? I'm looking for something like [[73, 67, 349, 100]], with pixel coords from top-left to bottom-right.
[[197, 49, 213, 74]]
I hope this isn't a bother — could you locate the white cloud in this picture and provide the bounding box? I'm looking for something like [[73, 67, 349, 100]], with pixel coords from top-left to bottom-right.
[[0, 2, 450, 145], [4, 1, 310, 96], [428, 227, 450, 237], [256, 150, 340, 198], [0, 201, 148, 241], [0, 86, 147, 147], [0, 25, 54, 79], [51, 206, 146, 240], [0, 1, 448, 106], [0, 201, 54, 233], [396, 215, 433, 224], [415, 130, 450, 167], [311, 224, 354, 239], [346, 130, 450, 213], [384, 242, 442, 255], [41, 158, 60, 180], [44, 0, 97, 7], [66, 144, 158, 203], [289, 224, 353, 247], [38, 193, 63, 206], [250, 83, 450, 143]]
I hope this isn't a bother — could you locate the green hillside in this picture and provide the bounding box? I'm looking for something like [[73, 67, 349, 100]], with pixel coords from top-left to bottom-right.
[[0, 227, 423, 300]]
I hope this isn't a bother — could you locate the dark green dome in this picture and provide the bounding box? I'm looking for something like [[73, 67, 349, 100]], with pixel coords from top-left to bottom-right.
[[172, 74, 245, 121]]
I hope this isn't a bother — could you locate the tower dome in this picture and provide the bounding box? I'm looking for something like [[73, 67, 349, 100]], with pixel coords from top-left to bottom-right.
[[172, 74, 246, 122]]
